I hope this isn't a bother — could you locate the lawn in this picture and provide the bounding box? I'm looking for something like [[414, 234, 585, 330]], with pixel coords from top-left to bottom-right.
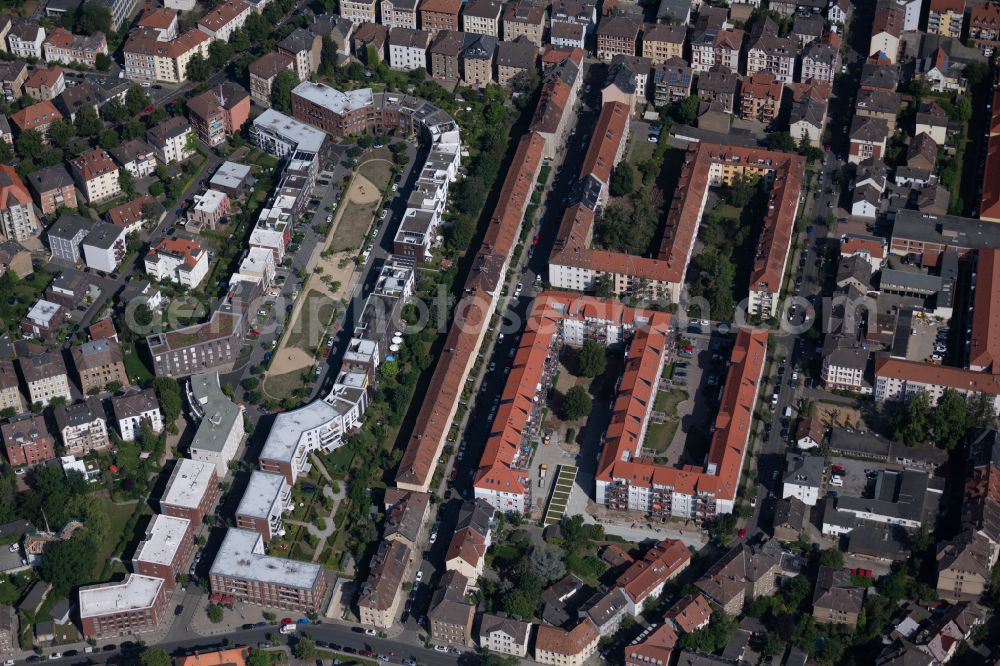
[[357, 159, 394, 190], [263, 369, 308, 401], [122, 344, 153, 383], [627, 130, 657, 166], [328, 200, 378, 253], [644, 390, 688, 454], [93, 498, 141, 580], [284, 290, 336, 352]]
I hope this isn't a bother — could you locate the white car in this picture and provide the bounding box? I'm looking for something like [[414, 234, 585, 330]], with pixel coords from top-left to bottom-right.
[[48, 654, 62, 661], [365, 628, 378, 636], [434, 646, 449, 653], [700, 319, 710, 326], [392, 183, 398, 192], [415, 570, 423, 582], [381, 209, 388, 219], [429, 532, 438, 544]]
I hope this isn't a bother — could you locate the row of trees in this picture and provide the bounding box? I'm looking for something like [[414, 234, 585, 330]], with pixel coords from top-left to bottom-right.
[[890, 388, 996, 449]]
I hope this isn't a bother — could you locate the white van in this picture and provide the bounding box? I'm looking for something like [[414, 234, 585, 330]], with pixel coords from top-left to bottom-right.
[[830, 476, 843, 487]]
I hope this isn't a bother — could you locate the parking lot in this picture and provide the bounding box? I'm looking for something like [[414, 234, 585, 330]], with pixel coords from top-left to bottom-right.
[[827, 455, 877, 497]]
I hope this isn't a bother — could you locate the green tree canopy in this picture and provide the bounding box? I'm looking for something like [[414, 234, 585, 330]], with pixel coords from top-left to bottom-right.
[[562, 385, 592, 420], [138, 648, 171, 666], [609, 162, 636, 197], [271, 70, 299, 113], [576, 339, 607, 378], [931, 388, 968, 449]]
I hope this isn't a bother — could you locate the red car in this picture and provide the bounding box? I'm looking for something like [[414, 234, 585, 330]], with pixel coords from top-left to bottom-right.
[[359, 651, 373, 658], [738, 528, 747, 538], [831, 465, 844, 471], [249, 329, 261, 335], [281, 618, 293, 625]]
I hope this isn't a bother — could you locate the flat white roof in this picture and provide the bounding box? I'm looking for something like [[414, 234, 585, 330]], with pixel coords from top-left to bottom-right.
[[78, 574, 164, 618], [236, 471, 287, 519], [292, 81, 373, 115], [210, 528, 323, 589], [161, 458, 216, 509], [194, 189, 227, 213], [253, 109, 326, 153], [134, 514, 190, 566], [27, 300, 61, 325], [259, 400, 346, 464]]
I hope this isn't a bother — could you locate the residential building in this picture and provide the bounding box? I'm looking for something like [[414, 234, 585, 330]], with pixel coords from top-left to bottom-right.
[[137, 8, 179, 41], [789, 85, 828, 147], [248, 52, 295, 108], [652, 57, 692, 105], [26, 165, 75, 215], [478, 613, 530, 657], [381, 0, 419, 29], [870, 6, 902, 63], [388, 27, 431, 70], [79, 221, 126, 274], [108, 196, 158, 236], [596, 15, 640, 61], [10, 100, 62, 138], [502, 1, 545, 46], [69, 149, 121, 204], [196, 0, 251, 42], [7, 20, 45, 59], [146, 117, 195, 164], [615, 539, 691, 615], [801, 41, 838, 83], [739, 72, 783, 124], [461, 33, 495, 86], [791, 14, 824, 47], [55, 81, 100, 122], [0, 166, 39, 243], [936, 532, 991, 602], [495, 35, 537, 86], [0, 356, 25, 415], [358, 539, 411, 627], [782, 453, 824, 506], [625, 623, 678, 666], [534, 619, 600, 666], [111, 389, 164, 441], [915, 100, 949, 144], [641, 23, 684, 65], [341, 0, 377, 23], [970, 1, 1000, 54], [0, 62, 28, 101], [24, 67, 65, 101], [1, 415, 55, 467], [20, 300, 64, 341], [78, 575, 168, 640], [159, 458, 219, 527], [462, 0, 502, 36], [257, 371, 369, 484], [186, 82, 250, 147], [665, 594, 712, 633], [427, 570, 474, 646], [71, 338, 128, 394], [421, 0, 462, 35], [235, 471, 291, 542], [695, 540, 782, 615], [186, 372, 245, 476], [145, 238, 208, 288], [382, 488, 430, 550], [773, 497, 808, 541], [855, 88, 899, 121], [17, 344, 71, 407], [747, 21, 796, 83], [277, 29, 322, 81], [812, 566, 865, 627], [122, 28, 211, 84], [849, 115, 890, 163], [444, 525, 487, 580], [54, 397, 110, 455], [188, 190, 230, 230], [428, 30, 465, 81], [691, 26, 744, 73], [928, 0, 964, 37], [352, 22, 388, 62], [209, 161, 253, 197], [132, 514, 193, 589], [43, 28, 108, 66], [696, 65, 738, 112]]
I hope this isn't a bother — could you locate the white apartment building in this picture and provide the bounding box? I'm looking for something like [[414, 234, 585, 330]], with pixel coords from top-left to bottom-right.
[[388, 28, 430, 71], [258, 371, 369, 484], [340, 0, 377, 23], [781, 453, 823, 506], [230, 247, 276, 290], [187, 372, 245, 477], [146, 117, 195, 165], [111, 389, 165, 441], [7, 22, 45, 59], [235, 470, 291, 542], [144, 238, 209, 288], [81, 222, 127, 274], [197, 0, 251, 42]]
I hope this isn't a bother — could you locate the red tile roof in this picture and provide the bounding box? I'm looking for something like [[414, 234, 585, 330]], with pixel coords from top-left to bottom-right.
[[197, 0, 249, 32], [535, 618, 599, 656], [25, 66, 63, 90], [149, 237, 205, 269], [664, 593, 712, 633], [10, 100, 61, 132], [581, 101, 629, 187], [138, 8, 178, 30], [88, 318, 117, 342], [597, 328, 767, 503], [980, 88, 1000, 221], [445, 527, 486, 568], [969, 249, 1000, 372], [615, 539, 691, 604], [0, 164, 33, 209], [625, 623, 677, 666], [874, 355, 1000, 394], [70, 148, 117, 182]]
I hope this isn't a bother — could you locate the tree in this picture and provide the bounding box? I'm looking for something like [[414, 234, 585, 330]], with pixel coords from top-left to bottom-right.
[[665, 94, 699, 125], [609, 162, 636, 197], [206, 603, 224, 623], [271, 70, 299, 113], [138, 648, 171, 666], [529, 544, 566, 583], [208, 40, 233, 69], [15, 130, 44, 160], [153, 377, 183, 424], [40, 535, 97, 597], [594, 274, 614, 299], [105, 380, 123, 394], [380, 359, 399, 380], [74, 106, 103, 137], [892, 391, 930, 445], [932, 388, 968, 450], [99, 128, 120, 149], [968, 392, 999, 430], [75, 3, 112, 34], [577, 339, 607, 378], [47, 119, 76, 147], [186, 54, 211, 82], [0, 139, 12, 166], [817, 548, 844, 569], [95, 52, 111, 71], [768, 131, 797, 153], [247, 650, 272, 666], [679, 613, 737, 653], [562, 385, 592, 420], [293, 636, 316, 660], [125, 86, 151, 115]]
